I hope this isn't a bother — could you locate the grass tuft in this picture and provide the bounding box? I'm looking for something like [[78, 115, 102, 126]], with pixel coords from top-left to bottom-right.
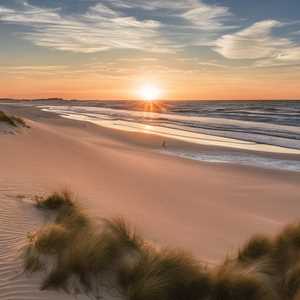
[[103, 217, 144, 252], [23, 245, 44, 273], [35, 191, 74, 210], [284, 263, 300, 299], [212, 259, 277, 300], [34, 224, 70, 254], [120, 248, 211, 300], [24, 191, 300, 300], [0, 110, 27, 127], [41, 267, 70, 291], [238, 235, 273, 263]]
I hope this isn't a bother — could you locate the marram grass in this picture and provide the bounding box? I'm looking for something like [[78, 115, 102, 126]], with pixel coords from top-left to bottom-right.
[[0, 110, 27, 127], [24, 191, 300, 300]]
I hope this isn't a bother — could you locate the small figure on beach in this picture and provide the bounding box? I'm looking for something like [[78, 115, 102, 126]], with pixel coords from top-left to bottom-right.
[[162, 140, 167, 149]]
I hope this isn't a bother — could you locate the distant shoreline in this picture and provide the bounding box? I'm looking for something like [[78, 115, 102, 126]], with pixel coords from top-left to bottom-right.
[[1, 98, 300, 103]]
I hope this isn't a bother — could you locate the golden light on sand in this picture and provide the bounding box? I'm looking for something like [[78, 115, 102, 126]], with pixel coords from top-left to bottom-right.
[[138, 84, 162, 101]]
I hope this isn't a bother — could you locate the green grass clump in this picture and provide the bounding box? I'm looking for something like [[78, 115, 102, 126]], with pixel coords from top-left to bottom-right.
[[283, 263, 300, 299], [212, 269, 271, 300], [0, 110, 27, 127], [119, 248, 211, 300], [238, 235, 273, 263], [24, 191, 300, 300], [25, 192, 212, 299], [41, 267, 70, 291], [274, 224, 300, 269], [34, 224, 70, 254], [103, 217, 144, 252], [23, 244, 44, 273], [35, 191, 74, 210]]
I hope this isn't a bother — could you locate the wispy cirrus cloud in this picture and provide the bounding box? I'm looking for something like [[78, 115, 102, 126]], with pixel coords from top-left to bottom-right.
[[104, 0, 213, 12], [214, 20, 286, 59], [0, 0, 235, 53], [214, 20, 300, 67], [106, 0, 235, 30], [182, 2, 232, 30], [0, 65, 67, 71], [0, 2, 166, 53]]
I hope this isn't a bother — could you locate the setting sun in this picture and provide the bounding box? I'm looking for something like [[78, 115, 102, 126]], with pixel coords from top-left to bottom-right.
[[138, 84, 162, 101]]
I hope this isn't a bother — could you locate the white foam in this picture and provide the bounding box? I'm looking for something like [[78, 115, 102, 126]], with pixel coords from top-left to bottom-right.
[[41, 105, 300, 155], [161, 150, 300, 172]]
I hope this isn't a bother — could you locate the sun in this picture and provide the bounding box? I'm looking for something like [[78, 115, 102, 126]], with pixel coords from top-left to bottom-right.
[[138, 84, 162, 102]]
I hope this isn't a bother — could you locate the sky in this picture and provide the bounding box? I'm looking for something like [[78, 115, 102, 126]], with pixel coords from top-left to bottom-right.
[[0, 0, 300, 100]]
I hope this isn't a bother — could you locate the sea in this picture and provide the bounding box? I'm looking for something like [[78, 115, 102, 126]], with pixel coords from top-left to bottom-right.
[[40, 100, 300, 172]]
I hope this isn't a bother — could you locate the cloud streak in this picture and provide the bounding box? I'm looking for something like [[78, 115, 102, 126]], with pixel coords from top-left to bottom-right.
[[0, 0, 234, 53], [214, 20, 300, 66], [0, 0, 298, 70], [182, 2, 232, 30], [0, 2, 166, 53]]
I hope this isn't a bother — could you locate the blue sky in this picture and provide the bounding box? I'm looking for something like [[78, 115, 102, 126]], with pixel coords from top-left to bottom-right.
[[0, 0, 299, 99]]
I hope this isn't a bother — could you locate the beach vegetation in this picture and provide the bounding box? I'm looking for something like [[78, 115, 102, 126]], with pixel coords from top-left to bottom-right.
[[273, 223, 300, 271], [0, 110, 27, 127], [212, 267, 272, 300], [283, 262, 300, 299], [119, 248, 211, 300], [35, 191, 74, 210], [24, 191, 300, 300], [238, 235, 273, 263]]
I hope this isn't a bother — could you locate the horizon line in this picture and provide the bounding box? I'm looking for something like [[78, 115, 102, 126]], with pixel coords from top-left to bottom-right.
[[1, 98, 300, 102]]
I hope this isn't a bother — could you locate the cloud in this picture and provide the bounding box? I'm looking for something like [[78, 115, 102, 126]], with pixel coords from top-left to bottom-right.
[[197, 61, 229, 69], [107, 0, 234, 30], [105, 0, 199, 11], [214, 20, 286, 59], [0, 65, 67, 71], [0, 2, 166, 53], [182, 2, 232, 30], [0, 0, 234, 53], [214, 20, 300, 66], [277, 47, 300, 61]]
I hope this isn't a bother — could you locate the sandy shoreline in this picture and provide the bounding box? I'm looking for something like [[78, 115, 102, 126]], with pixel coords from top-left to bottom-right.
[[1, 103, 300, 298]]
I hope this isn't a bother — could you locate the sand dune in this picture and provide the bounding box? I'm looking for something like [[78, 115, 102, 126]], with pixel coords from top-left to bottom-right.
[[0, 183, 91, 300], [0, 105, 300, 299]]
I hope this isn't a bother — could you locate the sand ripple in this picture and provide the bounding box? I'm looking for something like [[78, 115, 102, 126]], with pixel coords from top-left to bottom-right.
[[0, 180, 88, 300]]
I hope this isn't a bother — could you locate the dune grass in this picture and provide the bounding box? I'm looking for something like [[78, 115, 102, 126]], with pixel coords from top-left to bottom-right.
[[0, 110, 27, 127], [212, 266, 274, 300], [24, 191, 300, 300], [119, 248, 211, 300], [238, 235, 273, 263]]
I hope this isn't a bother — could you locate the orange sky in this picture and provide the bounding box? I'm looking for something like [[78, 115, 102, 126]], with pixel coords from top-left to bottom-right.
[[1, 1, 300, 100], [1, 62, 300, 100]]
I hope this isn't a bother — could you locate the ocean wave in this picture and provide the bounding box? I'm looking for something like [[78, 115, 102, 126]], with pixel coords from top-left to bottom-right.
[[43, 106, 300, 153], [40, 104, 300, 154]]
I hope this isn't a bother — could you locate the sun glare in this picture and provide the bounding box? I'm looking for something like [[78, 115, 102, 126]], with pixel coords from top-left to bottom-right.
[[138, 84, 161, 101]]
